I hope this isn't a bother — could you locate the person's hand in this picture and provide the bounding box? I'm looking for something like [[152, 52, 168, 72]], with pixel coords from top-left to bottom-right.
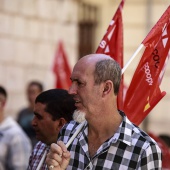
[[46, 141, 71, 170]]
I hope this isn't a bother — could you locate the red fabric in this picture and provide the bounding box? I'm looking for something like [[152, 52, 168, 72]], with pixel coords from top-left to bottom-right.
[[53, 41, 71, 90], [123, 6, 170, 125], [142, 6, 170, 46], [149, 132, 170, 169], [96, 0, 125, 110]]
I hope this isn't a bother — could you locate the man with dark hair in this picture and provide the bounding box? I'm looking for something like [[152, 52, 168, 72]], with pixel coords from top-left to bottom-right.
[[27, 89, 76, 170], [46, 54, 162, 170], [0, 85, 32, 170], [17, 81, 44, 147]]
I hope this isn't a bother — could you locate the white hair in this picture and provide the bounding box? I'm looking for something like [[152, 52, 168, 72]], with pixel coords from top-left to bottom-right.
[[73, 110, 86, 123]]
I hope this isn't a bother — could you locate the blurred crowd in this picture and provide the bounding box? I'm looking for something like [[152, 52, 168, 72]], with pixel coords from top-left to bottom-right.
[[0, 81, 44, 169]]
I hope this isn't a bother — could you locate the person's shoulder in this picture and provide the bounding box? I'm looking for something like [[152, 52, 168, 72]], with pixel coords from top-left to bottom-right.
[[133, 125, 157, 143], [8, 118, 31, 140], [129, 121, 160, 150], [120, 112, 159, 148], [2, 117, 32, 147], [58, 120, 81, 141]]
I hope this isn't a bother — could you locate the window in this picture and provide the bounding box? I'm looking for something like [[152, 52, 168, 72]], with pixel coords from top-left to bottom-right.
[[78, 2, 98, 59]]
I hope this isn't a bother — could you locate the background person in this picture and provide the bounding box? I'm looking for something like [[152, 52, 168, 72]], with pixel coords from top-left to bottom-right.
[[0, 85, 32, 170], [46, 54, 162, 170], [17, 81, 43, 147], [159, 134, 170, 149], [27, 89, 76, 170]]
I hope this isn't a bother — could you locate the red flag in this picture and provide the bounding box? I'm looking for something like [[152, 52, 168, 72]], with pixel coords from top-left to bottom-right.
[[142, 6, 170, 47], [52, 41, 71, 90], [149, 132, 170, 169], [123, 6, 170, 125], [96, 0, 125, 110]]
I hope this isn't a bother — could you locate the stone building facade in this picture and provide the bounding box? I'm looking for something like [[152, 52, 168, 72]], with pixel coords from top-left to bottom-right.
[[0, 0, 170, 136]]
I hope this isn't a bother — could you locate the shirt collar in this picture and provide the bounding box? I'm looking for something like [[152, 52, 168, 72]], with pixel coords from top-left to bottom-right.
[[71, 111, 133, 146], [111, 111, 133, 146]]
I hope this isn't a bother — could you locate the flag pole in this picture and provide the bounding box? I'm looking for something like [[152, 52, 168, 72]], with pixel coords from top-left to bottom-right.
[[66, 121, 86, 148], [36, 149, 48, 170], [122, 44, 144, 74]]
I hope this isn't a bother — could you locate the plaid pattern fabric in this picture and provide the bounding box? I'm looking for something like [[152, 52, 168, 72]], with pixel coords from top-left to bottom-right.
[[58, 111, 162, 170], [27, 141, 49, 170]]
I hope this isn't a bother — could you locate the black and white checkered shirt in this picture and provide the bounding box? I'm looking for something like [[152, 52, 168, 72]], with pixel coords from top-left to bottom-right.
[[58, 111, 162, 170]]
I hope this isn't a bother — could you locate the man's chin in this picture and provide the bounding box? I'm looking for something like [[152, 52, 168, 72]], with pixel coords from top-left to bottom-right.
[[73, 110, 86, 123], [35, 135, 42, 142]]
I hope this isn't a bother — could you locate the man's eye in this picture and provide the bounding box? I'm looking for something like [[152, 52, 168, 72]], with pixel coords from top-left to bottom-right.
[[38, 115, 43, 120], [34, 114, 42, 120], [77, 81, 84, 86], [77, 81, 82, 85]]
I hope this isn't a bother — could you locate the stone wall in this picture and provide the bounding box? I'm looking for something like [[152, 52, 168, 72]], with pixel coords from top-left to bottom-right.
[[0, 0, 79, 119]]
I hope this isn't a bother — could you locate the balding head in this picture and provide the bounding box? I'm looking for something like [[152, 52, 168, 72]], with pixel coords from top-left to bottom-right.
[[74, 54, 121, 95], [77, 54, 112, 66]]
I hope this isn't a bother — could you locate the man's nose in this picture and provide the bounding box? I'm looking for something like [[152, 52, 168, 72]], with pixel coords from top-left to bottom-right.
[[68, 83, 77, 95]]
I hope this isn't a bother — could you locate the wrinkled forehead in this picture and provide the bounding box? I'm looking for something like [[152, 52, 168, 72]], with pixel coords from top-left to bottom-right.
[[72, 58, 95, 76]]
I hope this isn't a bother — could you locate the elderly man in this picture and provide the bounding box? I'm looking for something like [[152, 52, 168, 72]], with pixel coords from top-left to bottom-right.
[[46, 54, 162, 170]]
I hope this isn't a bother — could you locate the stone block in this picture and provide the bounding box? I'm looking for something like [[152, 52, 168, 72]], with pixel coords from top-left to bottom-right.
[[39, 21, 55, 41], [15, 40, 34, 65], [3, 0, 20, 13], [62, 24, 78, 45], [36, 0, 52, 19], [0, 14, 13, 35], [0, 38, 16, 62], [25, 19, 40, 40], [19, 0, 36, 17], [5, 65, 24, 91], [0, 65, 7, 83], [13, 16, 26, 38], [62, 1, 79, 23]]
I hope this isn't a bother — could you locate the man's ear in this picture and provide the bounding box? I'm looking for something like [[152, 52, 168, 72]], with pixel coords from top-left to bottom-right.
[[102, 80, 113, 96], [57, 118, 67, 129]]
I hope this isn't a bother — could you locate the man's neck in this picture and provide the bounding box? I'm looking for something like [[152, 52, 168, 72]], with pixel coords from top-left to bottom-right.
[[87, 111, 122, 157]]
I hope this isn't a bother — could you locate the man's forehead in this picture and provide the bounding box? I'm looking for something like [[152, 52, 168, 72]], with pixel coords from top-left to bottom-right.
[[72, 62, 93, 77], [71, 54, 112, 77], [73, 58, 96, 72]]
